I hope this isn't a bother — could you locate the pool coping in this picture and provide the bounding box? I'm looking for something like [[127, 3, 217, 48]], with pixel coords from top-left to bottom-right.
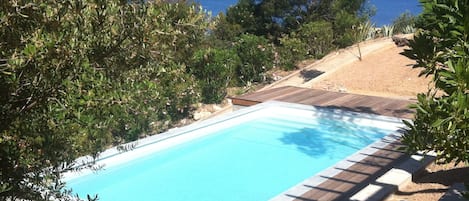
[[349, 151, 435, 201], [64, 101, 409, 200]]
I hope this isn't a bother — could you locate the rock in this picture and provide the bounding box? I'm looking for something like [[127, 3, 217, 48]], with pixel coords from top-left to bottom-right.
[[193, 111, 212, 121], [212, 105, 222, 112], [338, 87, 347, 93], [392, 36, 409, 47]]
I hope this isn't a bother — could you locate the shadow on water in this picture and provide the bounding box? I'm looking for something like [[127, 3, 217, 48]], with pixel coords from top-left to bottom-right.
[[279, 127, 327, 157], [316, 105, 379, 116], [315, 103, 414, 119], [278, 107, 394, 157]]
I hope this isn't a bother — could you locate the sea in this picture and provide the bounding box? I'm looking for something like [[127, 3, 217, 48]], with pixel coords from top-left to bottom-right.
[[196, 0, 421, 26]]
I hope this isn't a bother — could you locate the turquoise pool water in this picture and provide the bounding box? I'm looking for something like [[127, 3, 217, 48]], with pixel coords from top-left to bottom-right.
[[66, 106, 397, 201]]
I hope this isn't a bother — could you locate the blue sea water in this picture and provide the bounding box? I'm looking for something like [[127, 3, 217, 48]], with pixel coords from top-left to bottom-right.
[[196, 0, 421, 26]]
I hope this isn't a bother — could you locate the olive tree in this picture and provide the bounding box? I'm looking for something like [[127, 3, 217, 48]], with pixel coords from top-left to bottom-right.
[[0, 0, 208, 200]]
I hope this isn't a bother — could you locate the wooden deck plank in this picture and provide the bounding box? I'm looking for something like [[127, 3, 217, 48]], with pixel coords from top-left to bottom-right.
[[292, 142, 407, 201], [231, 98, 260, 106], [316, 93, 362, 106], [279, 89, 332, 104], [236, 86, 295, 102], [231, 86, 414, 119], [270, 88, 314, 102]]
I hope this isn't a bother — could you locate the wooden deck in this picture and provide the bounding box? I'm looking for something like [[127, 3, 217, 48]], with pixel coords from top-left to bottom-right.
[[231, 86, 415, 200], [290, 142, 407, 201], [231, 86, 415, 119]]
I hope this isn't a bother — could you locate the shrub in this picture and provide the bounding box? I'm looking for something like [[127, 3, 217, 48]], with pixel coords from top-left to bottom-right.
[[401, 0, 469, 164], [278, 36, 308, 70], [332, 10, 361, 48], [234, 34, 274, 84], [392, 11, 416, 34], [381, 25, 395, 37], [296, 21, 335, 59], [190, 48, 240, 103], [0, 0, 207, 199]]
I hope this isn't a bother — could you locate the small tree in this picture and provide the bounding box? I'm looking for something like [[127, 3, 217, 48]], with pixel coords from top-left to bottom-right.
[[234, 34, 274, 84], [352, 20, 375, 61], [277, 20, 335, 70], [297, 21, 335, 59], [0, 0, 208, 200], [278, 35, 308, 70], [401, 0, 469, 164], [190, 48, 240, 103]]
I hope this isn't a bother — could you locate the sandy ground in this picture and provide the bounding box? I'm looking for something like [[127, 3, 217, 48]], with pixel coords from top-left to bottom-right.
[[385, 162, 469, 201], [260, 36, 467, 200], [309, 43, 433, 100], [264, 37, 433, 100]]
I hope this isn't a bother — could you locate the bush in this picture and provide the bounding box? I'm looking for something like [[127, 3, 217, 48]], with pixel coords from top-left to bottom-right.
[[190, 48, 240, 103], [277, 21, 336, 70], [332, 10, 361, 48], [401, 0, 469, 164], [381, 25, 395, 37], [392, 11, 416, 34], [0, 0, 207, 200], [278, 36, 308, 70], [234, 34, 274, 84], [297, 21, 335, 58]]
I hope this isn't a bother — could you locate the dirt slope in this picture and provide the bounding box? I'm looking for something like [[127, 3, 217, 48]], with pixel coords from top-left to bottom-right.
[[309, 41, 432, 100], [263, 36, 433, 100]]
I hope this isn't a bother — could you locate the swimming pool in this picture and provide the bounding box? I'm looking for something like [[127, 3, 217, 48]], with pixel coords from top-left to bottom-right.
[[64, 101, 404, 201]]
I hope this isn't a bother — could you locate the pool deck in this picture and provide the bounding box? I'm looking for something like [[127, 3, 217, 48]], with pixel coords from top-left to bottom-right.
[[231, 87, 419, 201], [231, 86, 415, 119]]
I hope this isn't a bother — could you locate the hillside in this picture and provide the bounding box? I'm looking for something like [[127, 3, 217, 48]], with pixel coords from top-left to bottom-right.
[[263, 36, 432, 100]]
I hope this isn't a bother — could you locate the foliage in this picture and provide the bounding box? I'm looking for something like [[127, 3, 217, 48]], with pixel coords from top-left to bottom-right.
[[401, 0, 469, 164], [234, 34, 274, 84], [221, 0, 258, 40], [331, 10, 361, 47], [297, 21, 335, 58], [223, 0, 306, 40], [190, 48, 240, 103], [0, 0, 208, 200], [212, 13, 244, 42], [330, 0, 376, 46], [220, 0, 369, 44], [351, 20, 376, 60], [402, 25, 416, 35], [277, 20, 335, 69], [278, 35, 308, 70], [392, 11, 417, 34], [215, 0, 373, 75], [381, 25, 395, 37]]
